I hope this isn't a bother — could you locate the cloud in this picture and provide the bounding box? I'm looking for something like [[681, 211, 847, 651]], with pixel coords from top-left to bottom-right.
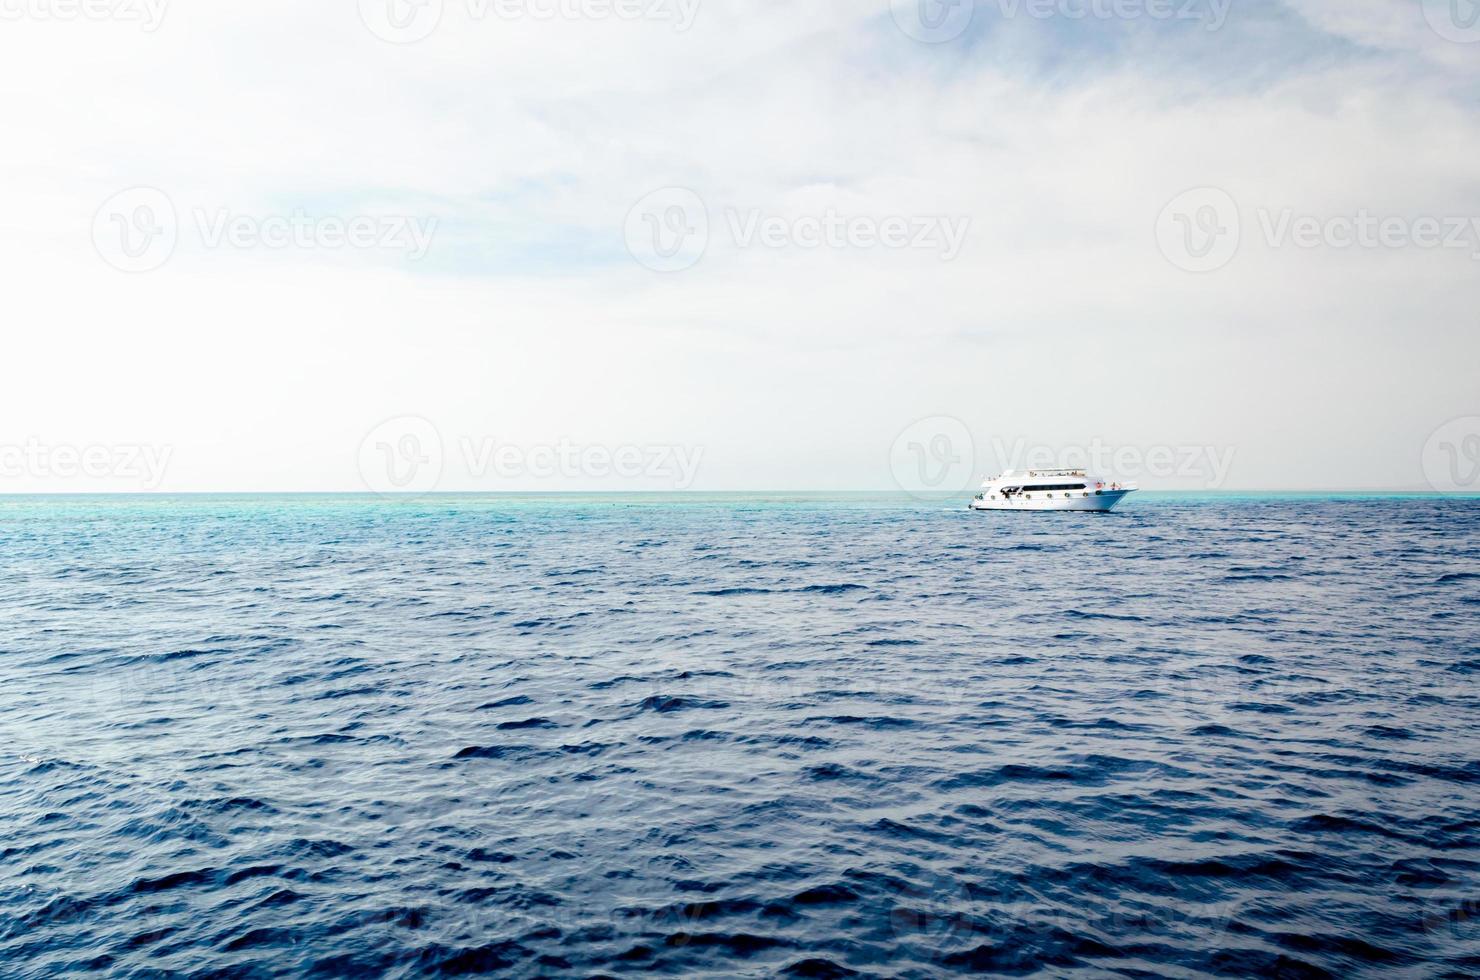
[[0, 1, 1476, 491]]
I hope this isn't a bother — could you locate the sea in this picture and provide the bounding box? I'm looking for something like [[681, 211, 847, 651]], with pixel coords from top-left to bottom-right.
[[1, 493, 1477, 978]]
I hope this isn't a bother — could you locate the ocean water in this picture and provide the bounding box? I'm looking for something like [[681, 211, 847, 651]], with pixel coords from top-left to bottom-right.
[[1, 493, 1478, 978]]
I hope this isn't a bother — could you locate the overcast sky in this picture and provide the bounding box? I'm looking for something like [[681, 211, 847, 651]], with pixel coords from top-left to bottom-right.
[[2, 0, 1477, 493]]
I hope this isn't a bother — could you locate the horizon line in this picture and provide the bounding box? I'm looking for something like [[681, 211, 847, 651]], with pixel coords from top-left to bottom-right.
[[0, 489, 1475, 498]]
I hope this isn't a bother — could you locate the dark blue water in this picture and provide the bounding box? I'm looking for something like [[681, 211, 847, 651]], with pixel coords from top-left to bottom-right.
[[2, 494, 1478, 978]]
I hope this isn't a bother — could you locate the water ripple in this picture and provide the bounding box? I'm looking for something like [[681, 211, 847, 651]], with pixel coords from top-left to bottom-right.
[[0, 493, 1477, 976]]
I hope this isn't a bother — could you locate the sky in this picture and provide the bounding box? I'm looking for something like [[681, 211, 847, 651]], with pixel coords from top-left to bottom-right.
[[1, 0, 1478, 493]]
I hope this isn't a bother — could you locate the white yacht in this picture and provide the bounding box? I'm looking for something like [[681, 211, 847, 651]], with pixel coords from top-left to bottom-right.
[[969, 469, 1136, 512]]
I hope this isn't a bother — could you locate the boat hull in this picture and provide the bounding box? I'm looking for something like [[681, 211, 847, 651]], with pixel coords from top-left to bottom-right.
[[969, 489, 1133, 512]]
